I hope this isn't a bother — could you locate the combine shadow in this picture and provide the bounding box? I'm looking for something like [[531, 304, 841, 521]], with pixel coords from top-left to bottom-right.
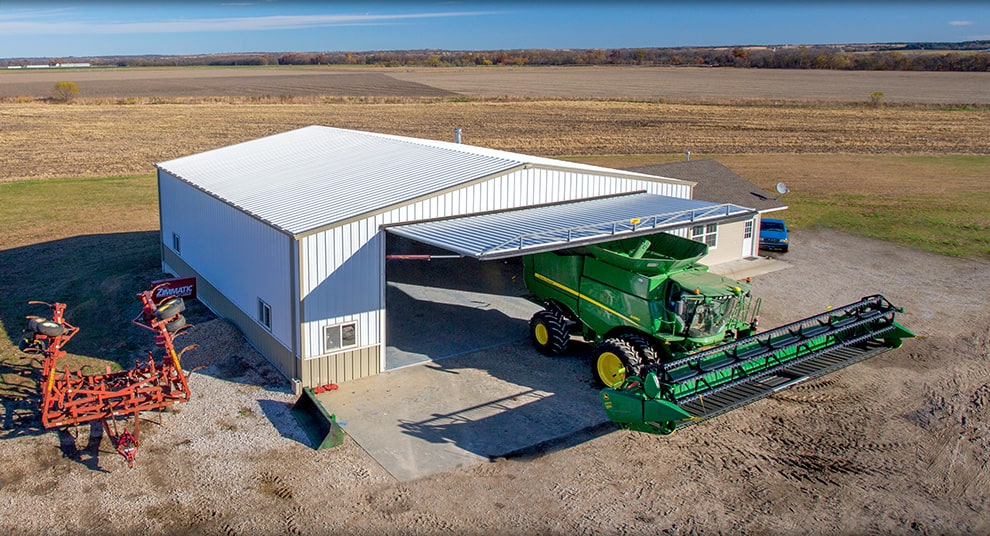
[[352, 236, 617, 474]]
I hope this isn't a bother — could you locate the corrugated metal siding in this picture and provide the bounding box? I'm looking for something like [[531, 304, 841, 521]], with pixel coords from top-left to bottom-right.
[[157, 126, 689, 236], [297, 164, 696, 367], [163, 247, 296, 379], [159, 171, 294, 349], [299, 217, 386, 359]]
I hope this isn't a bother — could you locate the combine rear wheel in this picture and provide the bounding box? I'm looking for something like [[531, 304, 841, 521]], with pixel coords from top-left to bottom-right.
[[529, 309, 570, 356], [625, 333, 658, 370], [592, 337, 642, 388]]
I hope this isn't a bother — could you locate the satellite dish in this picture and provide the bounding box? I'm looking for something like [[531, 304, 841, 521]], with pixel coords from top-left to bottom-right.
[[775, 182, 790, 196]]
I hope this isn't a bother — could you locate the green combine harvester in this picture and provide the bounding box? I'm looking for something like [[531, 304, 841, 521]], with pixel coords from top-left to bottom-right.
[[523, 232, 913, 435]]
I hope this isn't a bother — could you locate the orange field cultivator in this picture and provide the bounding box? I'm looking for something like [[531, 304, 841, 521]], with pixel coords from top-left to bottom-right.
[[19, 286, 194, 467]]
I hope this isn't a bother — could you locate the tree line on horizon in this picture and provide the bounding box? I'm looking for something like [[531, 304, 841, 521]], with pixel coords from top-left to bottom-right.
[[7, 42, 990, 71]]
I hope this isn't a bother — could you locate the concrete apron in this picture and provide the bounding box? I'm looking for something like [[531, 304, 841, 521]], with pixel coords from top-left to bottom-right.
[[707, 256, 791, 280], [313, 340, 608, 482], [313, 254, 790, 482]]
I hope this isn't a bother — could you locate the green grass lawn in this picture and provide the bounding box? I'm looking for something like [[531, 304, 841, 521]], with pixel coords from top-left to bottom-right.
[[0, 176, 165, 397]]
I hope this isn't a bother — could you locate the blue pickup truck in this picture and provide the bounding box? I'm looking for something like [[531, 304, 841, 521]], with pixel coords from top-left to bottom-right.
[[759, 218, 789, 253]]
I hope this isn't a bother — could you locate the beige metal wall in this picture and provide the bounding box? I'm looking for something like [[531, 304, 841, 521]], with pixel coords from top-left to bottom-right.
[[300, 345, 381, 388], [701, 219, 748, 267]]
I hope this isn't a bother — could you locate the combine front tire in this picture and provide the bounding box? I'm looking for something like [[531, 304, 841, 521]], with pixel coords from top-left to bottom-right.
[[592, 337, 642, 388], [529, 309, 570, 356]]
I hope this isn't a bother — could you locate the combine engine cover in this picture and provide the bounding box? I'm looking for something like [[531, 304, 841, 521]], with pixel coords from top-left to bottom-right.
[[601, 295, 914, 435]]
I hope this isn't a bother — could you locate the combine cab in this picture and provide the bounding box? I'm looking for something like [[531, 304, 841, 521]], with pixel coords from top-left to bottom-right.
[[524, 232, 913, 434]]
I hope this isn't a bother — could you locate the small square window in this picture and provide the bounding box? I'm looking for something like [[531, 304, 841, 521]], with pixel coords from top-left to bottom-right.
[[691, 222, 718, 249], [258, 299, 271, 331], [324, 322, 358, 353], [172, 232, 181, 254], [744, 221, 754, 239]]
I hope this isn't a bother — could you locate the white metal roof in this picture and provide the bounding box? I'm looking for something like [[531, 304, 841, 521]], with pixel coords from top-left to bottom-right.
[[156, 126, 688, 236], [385, 192, 756, 260]]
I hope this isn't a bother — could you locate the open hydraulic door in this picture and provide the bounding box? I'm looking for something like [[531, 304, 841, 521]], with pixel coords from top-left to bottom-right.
[[384, 192, 756, 260]]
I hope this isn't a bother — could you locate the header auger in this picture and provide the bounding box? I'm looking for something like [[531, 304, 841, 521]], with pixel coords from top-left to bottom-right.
[[522, 232, 913, 435], [600, 294, 913, 434], [19, 285, 195, 467]]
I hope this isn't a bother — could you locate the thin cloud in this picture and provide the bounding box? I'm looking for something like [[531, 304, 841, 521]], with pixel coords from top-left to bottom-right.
[[948, 20, 974, 26], [0, 11, 496, 36]]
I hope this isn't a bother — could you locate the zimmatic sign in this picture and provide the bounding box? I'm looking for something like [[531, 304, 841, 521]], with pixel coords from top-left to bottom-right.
[[151, 277, 197, 304]]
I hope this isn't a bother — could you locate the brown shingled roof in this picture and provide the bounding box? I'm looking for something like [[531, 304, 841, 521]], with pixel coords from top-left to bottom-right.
[[626, 159, 788, 213]]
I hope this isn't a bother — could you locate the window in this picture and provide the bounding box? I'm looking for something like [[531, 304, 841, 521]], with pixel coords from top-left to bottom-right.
[[691, 223, 718, 248], [744, 220, 754, 239], [324, 321, 358, 353], [172, 232, 181, 254], [258, 299, 271, 331]]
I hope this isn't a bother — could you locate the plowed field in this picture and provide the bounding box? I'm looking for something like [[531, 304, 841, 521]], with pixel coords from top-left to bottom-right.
[[1, 100, 987, 182]]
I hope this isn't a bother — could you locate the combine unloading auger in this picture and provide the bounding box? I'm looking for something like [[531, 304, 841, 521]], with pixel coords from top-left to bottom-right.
[[600, 294, 914, 434], [19, 286, 194, 467]]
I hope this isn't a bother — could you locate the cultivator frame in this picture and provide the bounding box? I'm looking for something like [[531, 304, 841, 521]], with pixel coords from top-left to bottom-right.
[[19, 286, 194, 467], [601, 295, 914, 434]]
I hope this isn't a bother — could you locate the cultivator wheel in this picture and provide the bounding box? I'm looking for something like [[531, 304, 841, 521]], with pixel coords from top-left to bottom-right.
[[155, 297, 185, 321], [28, 317, 67, 337], [529, 309, 570, 356], [165, 314, 187, 332], [19, 336, 48, 353]]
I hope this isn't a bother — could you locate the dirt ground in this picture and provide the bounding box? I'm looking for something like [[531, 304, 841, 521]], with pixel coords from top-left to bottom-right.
[[0, 228, 987, 535]]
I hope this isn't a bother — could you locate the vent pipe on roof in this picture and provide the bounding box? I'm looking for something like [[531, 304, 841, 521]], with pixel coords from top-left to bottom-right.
[[685, 150, 691, 161], [455, 128, 463, 144]]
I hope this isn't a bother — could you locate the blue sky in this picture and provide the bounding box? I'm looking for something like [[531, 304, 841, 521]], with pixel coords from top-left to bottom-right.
[[0, 2, 988, 58]]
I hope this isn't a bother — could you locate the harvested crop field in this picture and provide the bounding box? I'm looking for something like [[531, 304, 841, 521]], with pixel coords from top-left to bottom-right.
[[1, 101, 988, 182], [2, 66, 987, 182]]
